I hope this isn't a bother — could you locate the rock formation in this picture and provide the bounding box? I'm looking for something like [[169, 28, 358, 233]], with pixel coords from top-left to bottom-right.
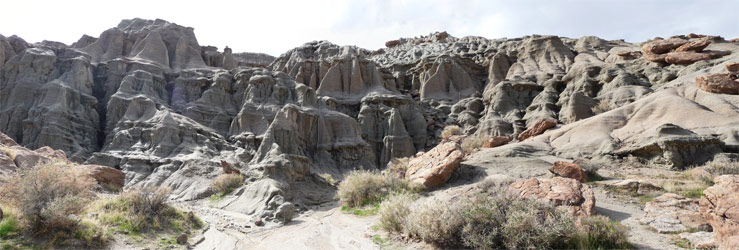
[[508, 177, 596, 217], [700, 175, 739, 250]]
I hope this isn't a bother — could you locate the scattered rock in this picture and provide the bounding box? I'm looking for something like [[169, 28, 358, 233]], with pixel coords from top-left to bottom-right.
[[254, 218, 264, 227], [679, 231, 715, 249], [176, 234, 188, 245], [601, 179, 662, 194], [549, 161, 588, 183], [642, 38, 687, 54], [664, 51, 712, 64], [700, 175, 739, 250], [220, 160, 241, 175], [675, 39, 711, 52], [508, 177, 595, 217], [84, 165, 126, 190], [406, 141, 465, 189], [517, 119, 557, 141], [385, 40, 401, 48], [641, 193, 709, 233], [696, 73, 739, 95], [726, 62, 739, 73], [481, 136, 510, 148]]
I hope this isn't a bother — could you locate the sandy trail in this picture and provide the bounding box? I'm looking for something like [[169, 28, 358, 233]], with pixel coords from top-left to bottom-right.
[[186, 201, 378, 250], [593, 189, 679, 250]]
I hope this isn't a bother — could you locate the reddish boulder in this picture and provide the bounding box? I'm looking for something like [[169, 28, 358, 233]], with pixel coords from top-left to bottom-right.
[[696, 73, 739, 95], [385, 40, 401, 48], [687, 33, 706, 39], [406, 141, 464, 189], [729, 38, 739, 43], [704, 50, 732, 59], [664, 52, 711, 64], [481, 136, 510, 148], [700, 175, 739, 250], [549, 161, 588, 183], [675, 39, 711, 52], [221, 160, 241, 175], [643, 52, 668, 63], [508, 177, 595, 217], [84, 165, 125, 189], [518, 119, 557, 141], [725, 62, 739, 73], [642, 38, 688, 54]]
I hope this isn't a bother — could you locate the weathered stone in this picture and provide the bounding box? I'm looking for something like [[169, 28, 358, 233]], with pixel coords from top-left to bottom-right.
[[385, 40, 401, 48], [641, 193, 709, 233], [84, 165, 126, 189], [641, 38, 688, 54], [696, 73, 739, 95], [406, 141, 464, 189], [0, 132, 17, 147], [275, 202, 296, 223], [518, 119, 557, 141], [726, 62, 739, 73], [508, 177, 595, 217], [177, 234, 188, 245], [600, 179, 662, 195], [679, 232, 715, 249], [675, 39, 711, 52], [481, 136, 510, 148], [254, 218, 264, 227], [664, 51, 712, 64], [700, 175, 739, 250], [642, 51, 668, 63], [221, 160, 241, 175], [549, 161, 588, 183]]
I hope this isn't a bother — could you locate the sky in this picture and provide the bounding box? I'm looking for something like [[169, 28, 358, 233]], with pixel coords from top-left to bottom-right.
[[1, 0, 737, 56]]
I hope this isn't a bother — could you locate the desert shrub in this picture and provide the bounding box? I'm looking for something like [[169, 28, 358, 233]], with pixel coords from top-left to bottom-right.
[[385, 157, 411, 179], [461, 135, 486, 154], [441, 125, 462, 139], [381, 188, 632, 250], [567, 215, 632, 250], [0, 207, 18, 237], [210, 173, 244, 194], [97, 186, 200, 234], [338, 171, 421, 208], [0, 163, 94, 234], [377, 193, 415, 233], [703, 160, 739, 177], [318, 173, 337, 185]]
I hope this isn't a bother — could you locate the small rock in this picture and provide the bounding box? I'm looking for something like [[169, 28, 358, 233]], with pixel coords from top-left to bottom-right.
[[696, 73, 739, 95], [176, 234, 188, 245], [481, 136, 510, 148], [518, 119, 557, 141], [726, 62, 739, 73], [254, 218, 264, 227], [549, 161, 588, 183], [275, 202, 296, 223]]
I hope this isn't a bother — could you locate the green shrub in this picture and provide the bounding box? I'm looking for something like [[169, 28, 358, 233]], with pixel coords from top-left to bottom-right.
[[567, 215, 633, 250], [0, 211, 18, 237], [211, 174, 244, 194], [97, 186, 201, 234], [441, 125, 463, 139], [338, 171, 421, 208], [378, 193, 415, 233]]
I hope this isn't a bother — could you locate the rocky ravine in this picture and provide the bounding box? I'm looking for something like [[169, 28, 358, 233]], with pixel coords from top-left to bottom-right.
[[1, 18, 739, 249]]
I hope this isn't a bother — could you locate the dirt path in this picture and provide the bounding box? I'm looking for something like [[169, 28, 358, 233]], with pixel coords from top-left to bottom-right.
[[183, 201, 379, 250], [593, 189, 679, 250]]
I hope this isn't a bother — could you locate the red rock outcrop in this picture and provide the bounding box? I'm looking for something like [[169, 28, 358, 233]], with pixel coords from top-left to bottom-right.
[[481, 136, 510, 148], [405, 141, 464, 189], [518, 119, 557, 141], [665, 52, 712, 64], [675, 39, 711, 52], [700, 175, 739, 250], [508, 177, 595, 217], [221, 160, 241, 175], [642, 38, 688, 54], [549, 161, 588, 183], [696, 73, 739, 95]]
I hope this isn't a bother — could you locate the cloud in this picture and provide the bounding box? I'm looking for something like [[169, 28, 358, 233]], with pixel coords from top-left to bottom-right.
[[1, 0, 737, 56]]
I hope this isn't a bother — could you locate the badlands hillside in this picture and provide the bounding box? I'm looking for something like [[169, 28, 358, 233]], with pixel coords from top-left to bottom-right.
[[0, 18, 738, 249]]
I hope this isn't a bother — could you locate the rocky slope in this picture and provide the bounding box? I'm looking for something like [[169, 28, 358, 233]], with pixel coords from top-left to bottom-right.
[[1, 18, 739, 242]]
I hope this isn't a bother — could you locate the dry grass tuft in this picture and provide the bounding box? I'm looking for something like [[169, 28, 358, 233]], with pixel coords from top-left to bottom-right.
[[441, 125, 463, 139], [337, 171, 422, 208], [211, 173, 244, 194]]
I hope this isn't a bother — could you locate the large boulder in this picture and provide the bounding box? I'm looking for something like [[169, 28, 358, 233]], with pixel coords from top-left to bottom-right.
[[700, 175, 739, 250], [405, 141, 464, 189], [664, 52, 712, 64], [675, 39, 711, 52], [517, 119, 557, 141], [696, 73, 739, 95], [508, 177, 595, 217], [84, 165, 126, 190], [641, 193, 709, 233], [549, 161, 588, 183], [641, 38, 688, 54]]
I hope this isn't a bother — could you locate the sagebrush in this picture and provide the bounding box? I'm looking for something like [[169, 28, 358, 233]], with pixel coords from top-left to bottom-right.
[[338, 170, 422, 208]]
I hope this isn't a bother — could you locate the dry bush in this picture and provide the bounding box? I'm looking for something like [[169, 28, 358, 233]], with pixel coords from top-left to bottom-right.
[[702, 160, 739, 176], [461, 135, 486, 154], [97, 186, 200, 234], [591, 99, 612, 114], [0, 162, 94, 234], [385, 157, 411, 179], [380, 189, 632, 250], [441, 125, 462, 139], [211, 173, 244, 194], [338, 171, 421, 208]]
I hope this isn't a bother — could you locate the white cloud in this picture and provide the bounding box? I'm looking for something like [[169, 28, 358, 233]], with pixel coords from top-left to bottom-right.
[[1, 0, 737, 56]]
